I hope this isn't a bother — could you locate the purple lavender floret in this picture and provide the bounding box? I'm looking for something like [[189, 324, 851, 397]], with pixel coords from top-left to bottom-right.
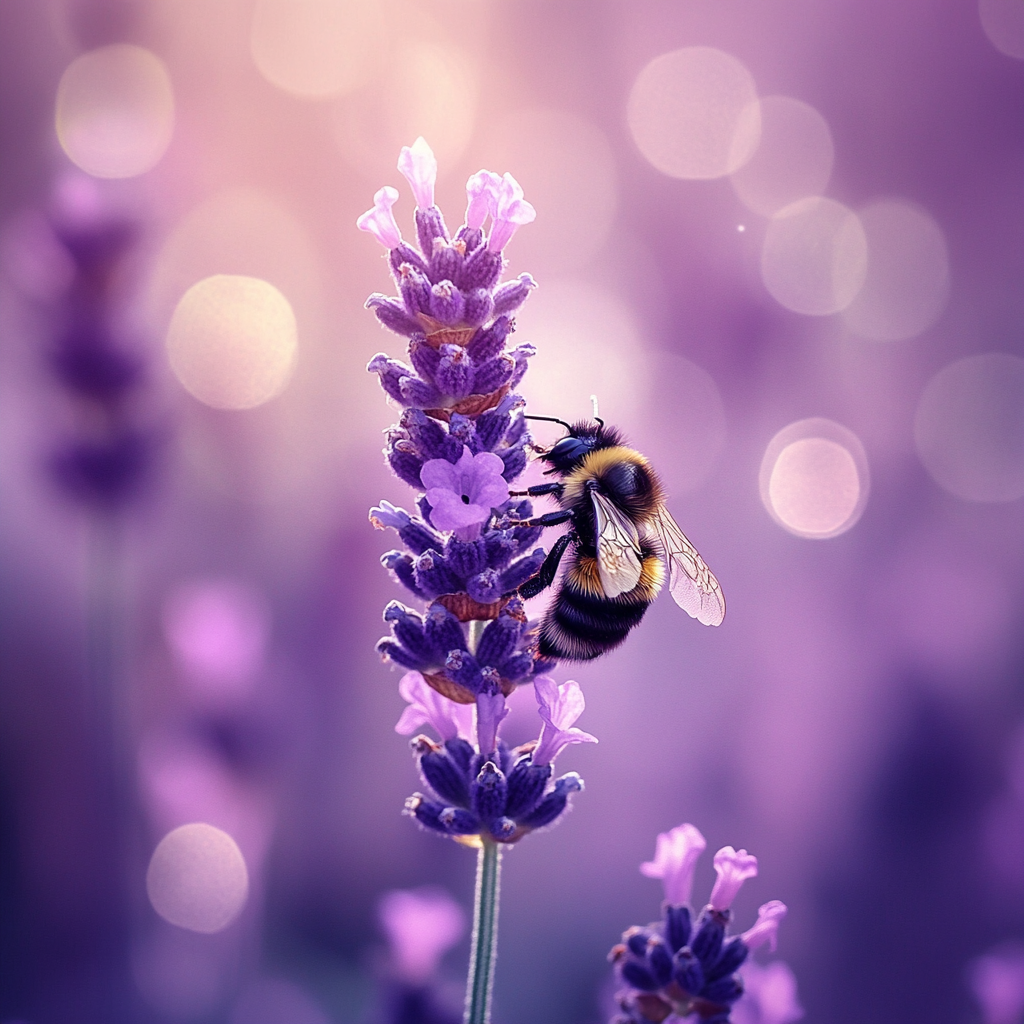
[[405, 735, 583, 844], [376, 599, 539, 696], [359, 137, 537, 417], [610, 828, 790, 1024], [398, 672, 589, 844], [372, 498, 543, 603]]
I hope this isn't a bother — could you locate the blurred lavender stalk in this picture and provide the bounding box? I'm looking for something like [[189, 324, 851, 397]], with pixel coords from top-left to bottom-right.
[[28, 175, 160, 742], [377, 887, 466, 1024]]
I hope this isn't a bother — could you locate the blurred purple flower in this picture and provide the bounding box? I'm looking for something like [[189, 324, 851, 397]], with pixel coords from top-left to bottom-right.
[[741, 901, 788, 954], [732, 961, 804, 1024], [968, 943, 1024, 1024], [358, 186, 403, 249], [398, 137, 438, 211], [710, 846, 759, 911], [395, 670, 474, 743], [613, 827, 788, 1024], [639, 822, 707, 906], [420, 446, 510, 540], [532, 676, 598, 766], [379, 887, 466, 986]]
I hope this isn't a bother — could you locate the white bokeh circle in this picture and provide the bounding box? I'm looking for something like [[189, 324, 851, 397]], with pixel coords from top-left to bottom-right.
[[628, 47, 761, 180], [760, 418, 870, 538]]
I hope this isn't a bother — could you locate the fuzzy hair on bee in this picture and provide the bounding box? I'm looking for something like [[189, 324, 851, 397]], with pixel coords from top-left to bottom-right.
[[507, 417, 725, 662]]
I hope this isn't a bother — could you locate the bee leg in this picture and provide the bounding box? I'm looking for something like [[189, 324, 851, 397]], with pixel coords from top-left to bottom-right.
[[508, 482, 565, 498], [519, 532, 574, 599], [506, 509, 574, 529]]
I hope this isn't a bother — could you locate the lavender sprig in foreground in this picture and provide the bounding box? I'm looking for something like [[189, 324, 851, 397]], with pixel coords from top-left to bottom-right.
[[610, 824, 793, 1024], [361, 138, 593, 1024]]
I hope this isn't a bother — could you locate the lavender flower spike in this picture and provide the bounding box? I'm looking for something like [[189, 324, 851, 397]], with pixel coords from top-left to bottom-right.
[[357, 186, 402, 249], [740, 900, 789, 953], [396, 670, 474, 743], [710, 845, 759, 911], [487, 173, 536, 253], [420, 446, 510, 541], [465, 170, 503, 230], [532, 676, 598, 766], [398, 137, 438, 211], [639, 822, 707, 906]]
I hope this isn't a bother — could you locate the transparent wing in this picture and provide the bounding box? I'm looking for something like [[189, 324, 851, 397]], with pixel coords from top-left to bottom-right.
[[591, 489, 643, 598], [649, 508, 726, 626]]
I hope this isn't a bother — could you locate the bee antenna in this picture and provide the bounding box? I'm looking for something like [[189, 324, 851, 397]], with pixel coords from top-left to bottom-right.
[[524, 414, 574, 433], [590, 394, 605, 429]]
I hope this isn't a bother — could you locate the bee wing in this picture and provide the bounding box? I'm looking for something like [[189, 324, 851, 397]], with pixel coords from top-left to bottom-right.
[[649, 509, 726, 626], [591, 489, 644, 598]]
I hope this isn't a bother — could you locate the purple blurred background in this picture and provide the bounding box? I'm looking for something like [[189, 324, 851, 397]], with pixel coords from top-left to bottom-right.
[[1, 1, 1022, 1022]]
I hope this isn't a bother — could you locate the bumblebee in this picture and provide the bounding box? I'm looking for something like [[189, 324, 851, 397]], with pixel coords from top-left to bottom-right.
[[509, 416, 725, 661]]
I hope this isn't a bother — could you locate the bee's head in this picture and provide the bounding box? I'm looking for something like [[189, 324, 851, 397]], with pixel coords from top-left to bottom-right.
[[528, 417, 622, 474]]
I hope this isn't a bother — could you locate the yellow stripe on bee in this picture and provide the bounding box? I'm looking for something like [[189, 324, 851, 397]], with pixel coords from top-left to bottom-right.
[[562, 446, 654, 504], [569, 553, 665, 602]]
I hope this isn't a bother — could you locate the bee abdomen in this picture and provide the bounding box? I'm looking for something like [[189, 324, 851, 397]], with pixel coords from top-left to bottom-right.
[[537, 555, 660, 661]]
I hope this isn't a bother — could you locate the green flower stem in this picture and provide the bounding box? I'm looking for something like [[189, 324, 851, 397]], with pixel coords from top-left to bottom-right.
[[464, 837, 502, 1024], [467, 617, 486, 654]]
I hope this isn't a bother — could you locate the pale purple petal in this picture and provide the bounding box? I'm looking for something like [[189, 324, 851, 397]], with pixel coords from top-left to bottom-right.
[[532, 677, 598, 765], [733, 961, 804, 1024], [424, 489, 492, 529], [369, 500, 410, 531], [710, 846, 759, 911], [487, 173, 537, 252], [465, 170, 503, 229], [740, 901, 788, 953], [379, 887, 466, 984], [357, 186, 402, 249], [639, 823, 707, 906], [475, 690, 508, 755], [396, 670, 473, 742], [398, 137, 437, 210], [419, 458, 459, 493], [420, 447, 510, 533], [535, 674, 584, 729]]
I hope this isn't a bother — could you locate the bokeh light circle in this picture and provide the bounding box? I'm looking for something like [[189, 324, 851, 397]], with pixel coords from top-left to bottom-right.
[[729, 96, 834, 216], [761, 197, 867, 315], [842, 199, 950, 341], [166, 275, 298, 410], [250, 0, 376, 99], [55, 44, 174, 178], [760, 418, 870, 538], [146, 823, 249, 933], [478, 109, 617, 272], [914, 353, 1024, 502], [627, 47, 761, 180], [979, 0, 1024, 59]]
